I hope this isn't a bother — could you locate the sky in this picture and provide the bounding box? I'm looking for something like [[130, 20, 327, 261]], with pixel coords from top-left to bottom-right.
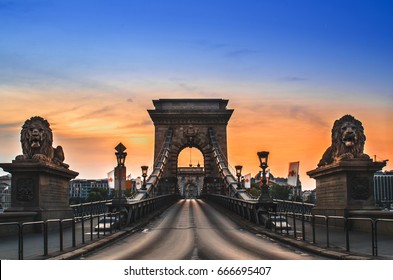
[[0, 0, 392, 189]]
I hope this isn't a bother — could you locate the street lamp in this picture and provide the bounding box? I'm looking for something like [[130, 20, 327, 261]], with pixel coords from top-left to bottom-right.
[[257, 151, 271, 203], [115, 143, 127, 201], [235, 165, 243, 190], [115, 143, 127, 167], [141, 165, 148, 191]]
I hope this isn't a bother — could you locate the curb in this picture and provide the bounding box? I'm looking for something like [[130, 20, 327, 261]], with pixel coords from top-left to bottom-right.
[[256, 229, 372, 260]]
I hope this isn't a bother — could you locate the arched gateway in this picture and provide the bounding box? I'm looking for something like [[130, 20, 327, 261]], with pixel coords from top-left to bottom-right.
[[148, 99, 233, 192]]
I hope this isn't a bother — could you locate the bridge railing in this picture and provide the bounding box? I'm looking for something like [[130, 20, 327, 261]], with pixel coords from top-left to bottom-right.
[[0, 194, 179, 260], [205, 194, 393, 258], [135, 128, 173, 200], [0, 212, 120, 260], [208, 128, 251, 200], [71, 200, 112, 217], [273, 199, 315, 215]]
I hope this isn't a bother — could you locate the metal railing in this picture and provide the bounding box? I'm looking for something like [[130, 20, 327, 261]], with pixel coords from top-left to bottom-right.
[[0, 212, 121, 260], [71, 200, 111, 217], [141, 128, 173, 199], [205, 194, 393, 258], [208, 128, 252, 200], [0, 194, 179, 259], [274, 199, 315, 215]]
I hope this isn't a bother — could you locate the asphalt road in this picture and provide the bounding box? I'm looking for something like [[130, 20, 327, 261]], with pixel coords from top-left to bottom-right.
[[83, 199, 325, 260]]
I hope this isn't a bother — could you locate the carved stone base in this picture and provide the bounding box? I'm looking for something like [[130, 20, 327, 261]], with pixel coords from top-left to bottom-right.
[[307, 159, 386, 217], [0, 160, 78, 222]]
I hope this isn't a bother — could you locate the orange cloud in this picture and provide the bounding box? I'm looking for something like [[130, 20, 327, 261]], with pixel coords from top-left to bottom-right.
[[1, 87, 391, 190]]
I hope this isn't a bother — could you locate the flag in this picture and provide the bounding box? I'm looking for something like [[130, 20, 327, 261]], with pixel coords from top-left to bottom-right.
[[107, 170, 115, 189], [244, 173, 251, 189], [287, 161, 300, 187], [135, 177, 142, 190]]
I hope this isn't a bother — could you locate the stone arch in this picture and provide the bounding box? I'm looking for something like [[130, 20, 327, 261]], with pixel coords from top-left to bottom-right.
[[175, 144, 206, 170], [171, 132, 212, 173], [177, 146, 204, 168]]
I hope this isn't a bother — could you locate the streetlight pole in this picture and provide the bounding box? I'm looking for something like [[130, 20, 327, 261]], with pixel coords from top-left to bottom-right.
[[235, 165, 243, 191], [141, 166, 148, 191], [115, 143, 127, 203], [257, 151, 272, 203]]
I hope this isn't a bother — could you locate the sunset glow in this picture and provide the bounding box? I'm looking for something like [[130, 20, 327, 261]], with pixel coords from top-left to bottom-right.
[[1, 1, 392, 189]]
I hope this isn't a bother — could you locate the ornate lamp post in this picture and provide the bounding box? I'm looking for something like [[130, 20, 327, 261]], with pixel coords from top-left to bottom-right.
[[235, 165, 243, 190], [257, 151, 271, 203], [141, 165, 148, 191], [115, 143, 127, 202]]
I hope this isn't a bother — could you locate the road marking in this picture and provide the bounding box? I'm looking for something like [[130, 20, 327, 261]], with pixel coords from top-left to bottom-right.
[[190, 247, 199, 260]]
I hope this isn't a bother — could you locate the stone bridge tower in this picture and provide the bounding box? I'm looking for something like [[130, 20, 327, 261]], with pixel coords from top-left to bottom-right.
[[148, 99, 233, 179]]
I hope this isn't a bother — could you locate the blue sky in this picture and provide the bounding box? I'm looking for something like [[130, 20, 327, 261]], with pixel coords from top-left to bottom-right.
[[1, 0, 392, 92], [1, 0, 392, 188]]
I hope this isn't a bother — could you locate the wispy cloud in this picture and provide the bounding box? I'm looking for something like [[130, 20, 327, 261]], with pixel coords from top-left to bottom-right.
[[78, 106, 115, 120], [288, 105, 329, 128], [178, 83, 199, 92], [187, 40, 229, 51], [0, 51, 126, 94], [226, 49, 260, 58], [282, 76, 308, 82], [116, 120, 152, 131], [0, 122, 23, 137], [0, 121, 20, 129], [189, 40, 260, 60]]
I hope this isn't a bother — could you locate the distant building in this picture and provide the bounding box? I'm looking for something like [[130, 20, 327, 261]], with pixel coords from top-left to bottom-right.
[[0, 174, 11, 210], [69, 179, 110, 201], [302, 189, 316, 204], [374, 171, 393, 209], [254, 172, 302, 200], [177, 165, 204, 198]]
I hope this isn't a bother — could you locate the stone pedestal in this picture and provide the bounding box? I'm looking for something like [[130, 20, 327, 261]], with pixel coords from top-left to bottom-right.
[[307, 159, 386, 217], [0, 160, 79, 221]]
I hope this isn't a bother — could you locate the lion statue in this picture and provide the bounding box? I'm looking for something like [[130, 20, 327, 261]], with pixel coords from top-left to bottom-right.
[[15, 116, 69, 168], [318, 114, 370, 167]]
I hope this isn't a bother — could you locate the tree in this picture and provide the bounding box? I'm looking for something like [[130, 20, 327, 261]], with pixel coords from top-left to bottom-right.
[[269, 183, 290, 200], [69, 197, 86, 205], [246, 181, 261, 199], [124, 188, 136, 198], [87, 187, 109, 202]]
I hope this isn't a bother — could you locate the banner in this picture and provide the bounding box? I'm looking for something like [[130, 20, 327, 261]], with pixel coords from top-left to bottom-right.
[[135, 176, 142, 190], [287, 161, 299, 187], [107, 170, 115, 189], [244, 173, 251, 189]]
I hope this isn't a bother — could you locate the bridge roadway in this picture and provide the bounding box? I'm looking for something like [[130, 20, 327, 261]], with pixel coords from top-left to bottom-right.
[[82, 199, 325, 260]]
